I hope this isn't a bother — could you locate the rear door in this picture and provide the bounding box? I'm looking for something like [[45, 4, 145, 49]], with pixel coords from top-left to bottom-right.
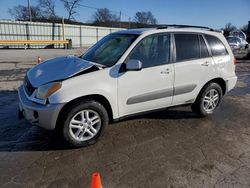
[[172, 33, 215, 105]]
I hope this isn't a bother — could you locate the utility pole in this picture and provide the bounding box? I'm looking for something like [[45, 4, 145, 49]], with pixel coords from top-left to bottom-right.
[[248, 21, 250, 43], [28, 0, 32, 22], [119, 11, 122, 28]]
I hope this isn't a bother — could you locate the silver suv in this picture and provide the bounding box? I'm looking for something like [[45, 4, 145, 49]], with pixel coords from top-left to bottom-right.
[[19, 25, 237, 147]]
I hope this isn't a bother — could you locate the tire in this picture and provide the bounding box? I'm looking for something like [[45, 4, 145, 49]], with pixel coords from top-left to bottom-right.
[[191, 82, 223, 117], [60, 100, 109, 147]]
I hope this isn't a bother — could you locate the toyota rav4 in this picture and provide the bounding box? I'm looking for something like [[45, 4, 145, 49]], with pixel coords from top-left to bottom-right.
[[18, 25, 237, 147]]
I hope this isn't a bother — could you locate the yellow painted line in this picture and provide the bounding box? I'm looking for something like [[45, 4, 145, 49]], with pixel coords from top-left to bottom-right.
[[0, 40, 69, 44]]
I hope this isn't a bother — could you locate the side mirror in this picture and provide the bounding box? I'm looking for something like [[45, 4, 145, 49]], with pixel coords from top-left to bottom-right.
[[126, 59, 142, 71]]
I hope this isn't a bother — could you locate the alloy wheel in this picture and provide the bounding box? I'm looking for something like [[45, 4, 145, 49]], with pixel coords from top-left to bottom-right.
[[69, 109, 101, 141], [202, 89, 219, 113]]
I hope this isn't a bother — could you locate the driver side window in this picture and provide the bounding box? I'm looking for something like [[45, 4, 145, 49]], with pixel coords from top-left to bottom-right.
[[129, 33, 170, 68]]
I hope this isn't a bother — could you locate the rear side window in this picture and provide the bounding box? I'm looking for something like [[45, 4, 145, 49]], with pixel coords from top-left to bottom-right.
[[175, 34, 200, 62], [199, 35, 210, 58], [205, 35, 228, 56]]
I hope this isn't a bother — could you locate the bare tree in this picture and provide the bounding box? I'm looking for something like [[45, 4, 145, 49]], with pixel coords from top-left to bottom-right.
[[240, 24, 250, 43], [134, 11, 157, 25], [223, 23, 237, 36], [8, 5, 42, 21], [240, 24, 248, 33], [92, 8, 119, 24], [39, 0, 57, 18], [61, 0, 82, 20]]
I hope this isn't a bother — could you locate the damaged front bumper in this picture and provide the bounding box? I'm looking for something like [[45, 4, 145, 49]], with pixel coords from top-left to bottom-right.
[[18, 85, 64, 130]]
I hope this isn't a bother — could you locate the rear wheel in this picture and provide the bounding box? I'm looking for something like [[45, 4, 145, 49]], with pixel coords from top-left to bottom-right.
[[191, 82, 222, 117], [61, 100, 109, 147]]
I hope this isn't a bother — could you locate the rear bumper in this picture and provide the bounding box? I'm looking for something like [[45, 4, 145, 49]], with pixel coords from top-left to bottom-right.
[[225, 76, 238, 93], [18, 85, 64, 130]]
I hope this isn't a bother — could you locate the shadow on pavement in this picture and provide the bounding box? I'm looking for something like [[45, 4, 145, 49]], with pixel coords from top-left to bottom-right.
[[1, 63, 250, 152], [0, 90, 201, 152], [120, 107, 200, 123]]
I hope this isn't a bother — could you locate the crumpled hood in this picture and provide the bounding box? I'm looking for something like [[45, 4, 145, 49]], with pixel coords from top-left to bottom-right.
[[27, 56, 95, 87]]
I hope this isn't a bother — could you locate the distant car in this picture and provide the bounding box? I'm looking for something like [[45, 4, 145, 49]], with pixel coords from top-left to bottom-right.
[[226, 36, 241, 50], [229, 30, 249, 49], [226, 36, 248, 50], [18, 25, 237, 147]]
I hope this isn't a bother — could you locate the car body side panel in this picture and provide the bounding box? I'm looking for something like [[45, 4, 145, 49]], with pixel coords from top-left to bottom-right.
[[172, 58, 211, 105], [45, 29, 237, 121], [205, 33, 237, 92], [118, 64, 174, 117], [49, 67, 119, 119], [213, 34, 236, 79]]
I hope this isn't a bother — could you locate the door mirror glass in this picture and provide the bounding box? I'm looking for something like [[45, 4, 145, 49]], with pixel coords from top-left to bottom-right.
[[126, 59, 142, 71]]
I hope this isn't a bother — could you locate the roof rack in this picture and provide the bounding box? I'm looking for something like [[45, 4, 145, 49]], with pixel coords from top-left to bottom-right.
[[156, 24, 221, 32]]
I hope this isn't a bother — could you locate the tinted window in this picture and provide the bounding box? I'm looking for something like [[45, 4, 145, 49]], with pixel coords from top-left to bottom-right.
[[129, 33, 170, 68], [175, 34, 200, 62], [205, 35, 228, 56], [199, 35, 209, 58]]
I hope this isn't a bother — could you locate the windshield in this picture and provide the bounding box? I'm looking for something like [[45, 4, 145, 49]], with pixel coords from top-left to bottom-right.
[[82, 33, 138, 67], [227, 37, 240, 44]]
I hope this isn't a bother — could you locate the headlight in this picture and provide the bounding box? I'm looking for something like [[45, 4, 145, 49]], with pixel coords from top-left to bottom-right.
[[36, 82, 61, 100]]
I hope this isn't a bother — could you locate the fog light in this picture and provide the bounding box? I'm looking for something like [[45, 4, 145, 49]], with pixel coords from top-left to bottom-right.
[[33, 111, 38, 119], [18, 110, 24, 120]]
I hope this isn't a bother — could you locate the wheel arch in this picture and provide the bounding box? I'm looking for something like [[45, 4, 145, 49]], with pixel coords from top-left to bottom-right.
[[199, 77, 226, 97], [55, 94, 114, 130]]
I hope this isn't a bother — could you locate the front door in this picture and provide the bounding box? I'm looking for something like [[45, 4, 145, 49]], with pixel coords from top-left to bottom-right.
[[118, 33, 174, 117]]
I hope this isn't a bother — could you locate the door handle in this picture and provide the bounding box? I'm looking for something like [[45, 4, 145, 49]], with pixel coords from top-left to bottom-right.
[[201, 61, 210, 66], [160, 68, 171, 74]]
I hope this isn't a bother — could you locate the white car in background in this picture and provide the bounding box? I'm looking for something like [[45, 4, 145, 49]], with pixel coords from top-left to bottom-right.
[[226, 36, 248, 50], [18, 25, 237, 147], [229, 30, 249, 48]]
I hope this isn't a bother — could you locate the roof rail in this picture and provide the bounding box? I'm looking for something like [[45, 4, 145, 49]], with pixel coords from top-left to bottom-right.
[[156, 24, 221, 32]]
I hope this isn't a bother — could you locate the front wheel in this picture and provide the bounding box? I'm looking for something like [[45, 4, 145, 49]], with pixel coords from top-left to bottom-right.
[[191, 83, 223, 117], [61, 100, 109, 147]]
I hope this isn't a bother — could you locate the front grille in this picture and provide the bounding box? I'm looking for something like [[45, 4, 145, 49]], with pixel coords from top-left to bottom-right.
[[24, 76, 36, 96]]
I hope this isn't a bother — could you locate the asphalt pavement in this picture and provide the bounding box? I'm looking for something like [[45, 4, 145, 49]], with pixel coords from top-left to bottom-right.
[[0, 49, 250, 188]]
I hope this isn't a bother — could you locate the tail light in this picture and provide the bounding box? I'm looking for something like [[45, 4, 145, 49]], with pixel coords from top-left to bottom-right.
[[233, 57, 237, 65]]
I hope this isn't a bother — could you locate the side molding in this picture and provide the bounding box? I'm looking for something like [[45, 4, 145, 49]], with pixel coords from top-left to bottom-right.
[[127, 88, 173, 105], [126, 84, 197, 105], [174, 84, 197, 96]]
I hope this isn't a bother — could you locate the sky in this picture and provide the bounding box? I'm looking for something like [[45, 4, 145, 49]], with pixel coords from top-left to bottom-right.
[[0, 0, 249, 29]]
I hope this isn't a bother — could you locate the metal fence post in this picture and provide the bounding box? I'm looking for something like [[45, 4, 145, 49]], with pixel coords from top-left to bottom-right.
[[96, 28, 99, 42], [52, 23, 55, 48], [25, 23, 30, 49], [58, 24, 61, 48], [80, 26, 82, 48]]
